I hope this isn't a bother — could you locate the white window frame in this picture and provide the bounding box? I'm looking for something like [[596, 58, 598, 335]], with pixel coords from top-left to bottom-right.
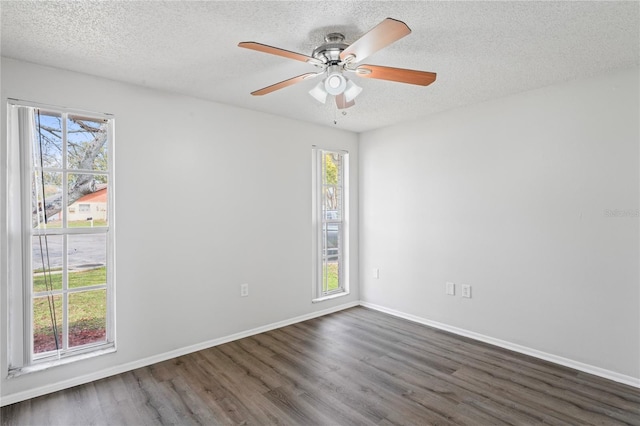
[[5, 100, 116, 375], [312, 147, 349, 302]]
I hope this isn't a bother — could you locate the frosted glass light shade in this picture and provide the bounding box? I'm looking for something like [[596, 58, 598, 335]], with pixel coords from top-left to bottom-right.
[[344, 80, 363, 102], [309, 81, 328, 104]]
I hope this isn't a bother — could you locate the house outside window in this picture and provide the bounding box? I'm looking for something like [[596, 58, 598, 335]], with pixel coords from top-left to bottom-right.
[[5, 101, 115, 373]]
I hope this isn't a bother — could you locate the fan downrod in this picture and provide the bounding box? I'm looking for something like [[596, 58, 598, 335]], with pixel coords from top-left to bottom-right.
[[324, 33, 345, 44]]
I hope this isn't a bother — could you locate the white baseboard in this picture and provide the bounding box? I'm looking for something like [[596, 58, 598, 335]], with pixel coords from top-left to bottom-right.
[[360, 301, 640, 389], [0, 301, 359, 407]]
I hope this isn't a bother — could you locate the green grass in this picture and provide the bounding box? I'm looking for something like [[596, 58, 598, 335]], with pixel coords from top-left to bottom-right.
[[37, 219, 108, 229], [33, 295, 62, 336], [33, 266, 63, 273], [33, 267, 107, 342], [69, 290, 107, 330], [324, 263, 340, 291], [33, 267, 106, 292], [69, 219, 107, 227], [33, 290, 106, 335]]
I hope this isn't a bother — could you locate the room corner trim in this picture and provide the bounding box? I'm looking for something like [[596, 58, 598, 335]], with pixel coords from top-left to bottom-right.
[[0, 300, 360, 407], [359, 301, 640, 389]]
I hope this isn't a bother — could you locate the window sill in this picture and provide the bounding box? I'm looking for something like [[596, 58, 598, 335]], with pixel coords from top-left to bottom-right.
[[312, 291, 350, 304], [8, 345, 116, 379]]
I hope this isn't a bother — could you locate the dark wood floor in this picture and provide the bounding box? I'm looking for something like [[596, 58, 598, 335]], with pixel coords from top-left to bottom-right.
[[2, 306, 639, 425]]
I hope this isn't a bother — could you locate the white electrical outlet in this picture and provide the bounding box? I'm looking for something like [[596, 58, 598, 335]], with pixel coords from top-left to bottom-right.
[[446, 282, 455, 296], [240, 283, 249, 297], [462, 284, 471, 298], [373, 268, 380, 279]]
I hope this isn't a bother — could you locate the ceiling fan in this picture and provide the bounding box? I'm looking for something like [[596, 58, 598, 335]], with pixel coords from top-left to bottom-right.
[[238, 18, 436, 109]]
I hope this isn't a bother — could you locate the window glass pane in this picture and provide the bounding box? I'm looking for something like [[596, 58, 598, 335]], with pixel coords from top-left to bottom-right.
[[322, 152, 342, 220], [69, 290, 107, 347], [67, 116, 108, 171], [322, 222, 342, 292], [322, 258, 339, 293], [33, 112, 63, 169], [33, 295, 63, 354], [68, 174, 108, 227], [323, 222, 340, 261], [68, 234, 107, 288], [323, 186, 341, 220], [32, 171, 63, 228], [322, 153, 340, 185], [68, 265, 107, 290], [32, 235, 63, 292]]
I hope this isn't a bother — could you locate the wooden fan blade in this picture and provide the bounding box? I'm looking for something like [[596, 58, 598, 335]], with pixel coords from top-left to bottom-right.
[[335, 93, 355, 109], [356, 64, 437, 86], [251, 73, 320, 96], [340, 18, 411, 63], [238, 42, 323, 65]]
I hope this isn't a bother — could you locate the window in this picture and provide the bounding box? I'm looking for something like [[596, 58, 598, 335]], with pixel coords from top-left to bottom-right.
[[6, 101, 115, 372], [312, 148, 349, 300]]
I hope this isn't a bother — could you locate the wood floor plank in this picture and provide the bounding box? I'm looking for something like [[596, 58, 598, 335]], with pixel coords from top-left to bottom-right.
[[398, 335, 640, 423], [217, 340, 298, 393], [374, 353, 557, 425], [453, 366, 629, 426], [2, 306, 639, 426], [262, 386, 336, 425], [258, 350, 389, 423], [385, 348, 588, 425]]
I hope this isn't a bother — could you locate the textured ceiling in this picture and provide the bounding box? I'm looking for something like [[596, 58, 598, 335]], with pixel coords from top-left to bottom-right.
[[2, 1, 639, 133]]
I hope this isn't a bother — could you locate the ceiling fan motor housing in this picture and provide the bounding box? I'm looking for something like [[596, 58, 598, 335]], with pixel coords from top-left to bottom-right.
[[312, 33, 348, 65]]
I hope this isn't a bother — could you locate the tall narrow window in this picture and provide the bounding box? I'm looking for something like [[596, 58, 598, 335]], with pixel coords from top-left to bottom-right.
[[6, 102, 115, 372], [312, 148, 348, 300]]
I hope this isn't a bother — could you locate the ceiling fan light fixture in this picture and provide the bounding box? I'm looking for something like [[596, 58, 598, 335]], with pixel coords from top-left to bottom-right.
[[324, 66, 347, 95], [344, 80, 363, 102], [309, 80, 328, 104]]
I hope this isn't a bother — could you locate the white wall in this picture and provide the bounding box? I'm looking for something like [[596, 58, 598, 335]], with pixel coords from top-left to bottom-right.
[[1, 57, 637, 404], [0, 58, 359, 402], [360, 68, 639, 380]]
